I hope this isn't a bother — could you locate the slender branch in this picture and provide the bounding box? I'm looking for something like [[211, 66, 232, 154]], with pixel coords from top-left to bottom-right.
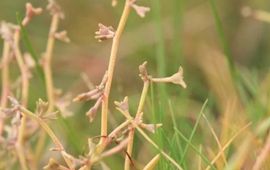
[[0, 41, 10, 135], [20, 106, 64, 150], [125, 80, 149, 170], [100, 0, 131, 140], [13, 28, 30, 170], [44, 14, 59, 113], [36, 13, 60, 159]]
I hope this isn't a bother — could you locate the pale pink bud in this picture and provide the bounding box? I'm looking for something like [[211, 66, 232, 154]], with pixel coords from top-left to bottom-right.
[[130, 2, 150, 18], [95, 23, 115, 42], [22, 3, 43, 26]]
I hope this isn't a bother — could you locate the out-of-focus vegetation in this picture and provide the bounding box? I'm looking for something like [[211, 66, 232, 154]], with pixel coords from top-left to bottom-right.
[[1, 0, 270, 169]]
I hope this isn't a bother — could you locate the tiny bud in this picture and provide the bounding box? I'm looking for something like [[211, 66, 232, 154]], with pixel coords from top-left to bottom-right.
[[54, 30, 70, 43], [73, 88, 101, 102], [130, 1, 150, 18], [140, 123, 162, 133], [86, 97, 102, 123], [139, 61, 150, 81], [47, 0, 65, 19], [114, 97, 129, 113], [95, 23, 115, 42], [36, 98, 49, 115], [151, 66, 187, 88], [22, 3, 43, 26], [0, 22, 16, 44], [169, 66, 187, 88]]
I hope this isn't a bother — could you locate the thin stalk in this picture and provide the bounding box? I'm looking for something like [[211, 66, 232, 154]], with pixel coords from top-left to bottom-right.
[[14, 28, 30, 170], [0, 41, 11, 135], [35, 13, 60, 159], [202, 114, 227, 165], [118, 109, 183, 170], [205, 122, 251, 170], [20, 106, 64, 150], [44, 14, 59, 112], [100, 0, 131, 141], [125, 80, 150, 170]]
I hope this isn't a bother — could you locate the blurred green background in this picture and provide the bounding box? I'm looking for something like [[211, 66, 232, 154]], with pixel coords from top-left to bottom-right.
[[1, 0, 270, 169]]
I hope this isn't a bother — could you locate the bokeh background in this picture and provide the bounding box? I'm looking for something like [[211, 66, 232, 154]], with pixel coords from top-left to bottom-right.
[[1, 0, 270, 169]]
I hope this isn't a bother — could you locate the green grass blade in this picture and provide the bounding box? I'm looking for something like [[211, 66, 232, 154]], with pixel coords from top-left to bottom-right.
[[175, 127, 216, 170], [16, 12, 45, 84], [180, 99, 208, 164]]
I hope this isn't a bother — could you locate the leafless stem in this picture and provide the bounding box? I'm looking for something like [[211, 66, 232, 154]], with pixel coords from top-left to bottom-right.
[[100, 0, 131, 141]]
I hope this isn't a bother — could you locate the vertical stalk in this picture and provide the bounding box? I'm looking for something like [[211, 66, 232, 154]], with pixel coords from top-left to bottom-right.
[[0, 41, 11, 135], [35, 13, 60, 159], [100, 0, 131, 140], [14, 28, 29, 170], [44, 14, 59, 113], [125, 80, 149, 170]]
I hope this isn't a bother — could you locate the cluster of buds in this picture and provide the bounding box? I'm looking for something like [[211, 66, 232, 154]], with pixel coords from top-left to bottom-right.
[[0, 22, 17, 45], [95, 23, 115, 42], [115, 97, 162, 134], [130, 0, 150, 18], [22, 3, 43, 26], [47, 0, 65, 19], [73, 72, 108, 122]]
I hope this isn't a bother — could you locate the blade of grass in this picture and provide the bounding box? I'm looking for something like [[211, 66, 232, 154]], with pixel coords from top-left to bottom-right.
[[174, 127, 216, 170], [180, 99, 208, 164], [208, 0, 236, 79], [169, 100, 187, 169]]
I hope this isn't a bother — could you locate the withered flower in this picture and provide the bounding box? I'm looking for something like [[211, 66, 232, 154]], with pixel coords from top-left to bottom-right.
[[151, 66, 187, 88], [130, 0, 150, 18], [140, 123, 162, 133], [95, 23, 115, 42], [114, 96, 129, 113], [139, 61, 150, 81], [47, 0, 65, 19], [22, 3, 43, 26], [54, 30, 70, 43], [0, 22, 17, 44], [86, 97, 103, 123]]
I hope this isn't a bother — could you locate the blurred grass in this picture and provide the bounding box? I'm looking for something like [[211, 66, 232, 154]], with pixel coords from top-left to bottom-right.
[[1, 0, 270, 169]]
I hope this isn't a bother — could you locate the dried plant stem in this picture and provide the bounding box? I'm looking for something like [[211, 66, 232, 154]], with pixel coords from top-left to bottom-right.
[[14, 29, 30, 170], [252, 132, 270, 170], [134, 122, 182, 170], [35, 14, 59, 159], [202, 114, 227, 165], [0, 41, 11, 135], [44, 14, 59, 113], [125, 80, 149, 170], [143, 154, 160, 170], [119, 110, 183, 170], [20, 106, 64, 150], [206, 122, 251, 170], [100, 0, 131, 140]]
